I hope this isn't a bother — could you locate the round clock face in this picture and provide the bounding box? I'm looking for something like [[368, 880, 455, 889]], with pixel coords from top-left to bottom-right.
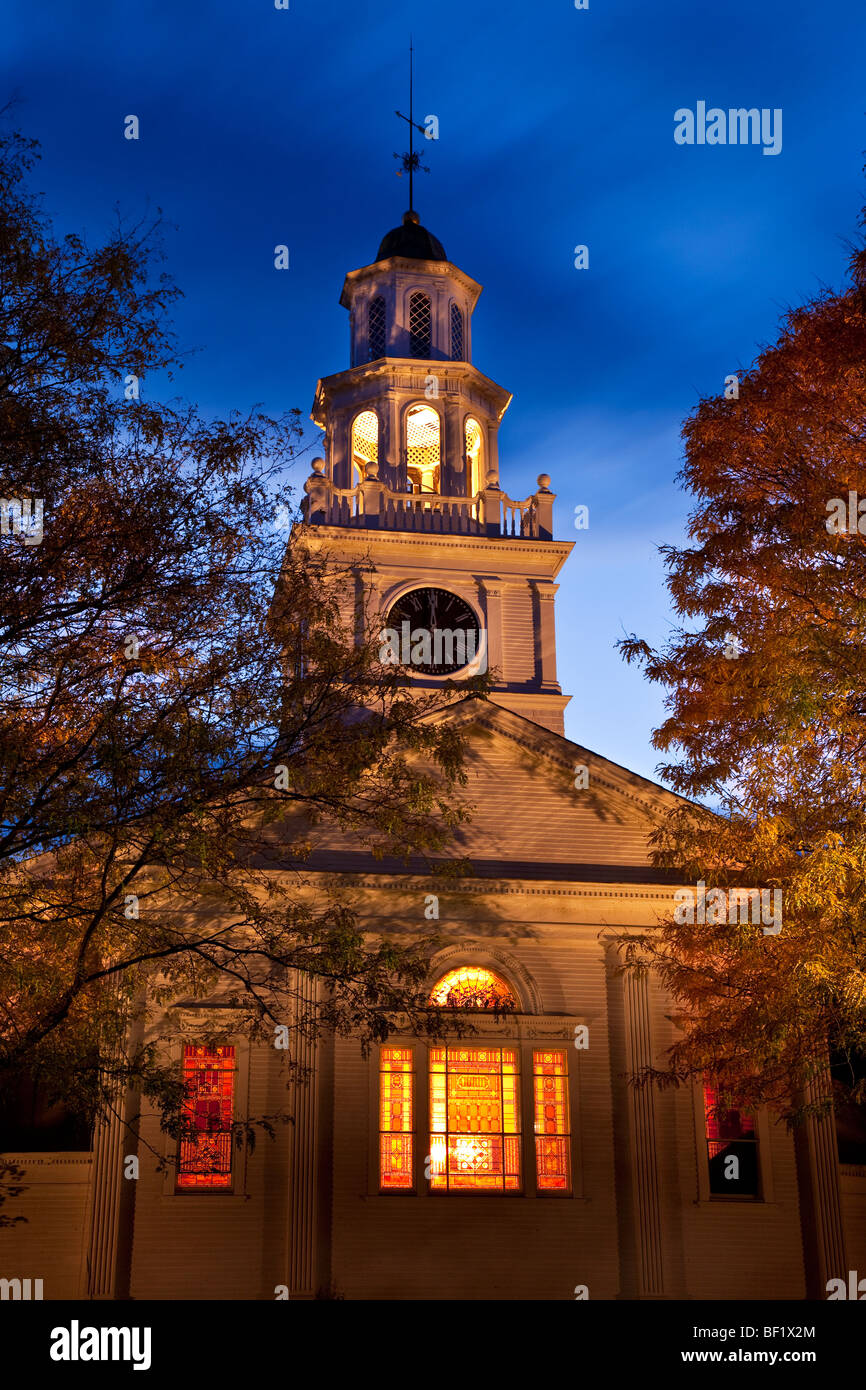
[[385, 586, 482, 676]]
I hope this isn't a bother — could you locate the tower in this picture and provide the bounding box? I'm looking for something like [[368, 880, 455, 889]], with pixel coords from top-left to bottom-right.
[[301, 210, 573, 734]]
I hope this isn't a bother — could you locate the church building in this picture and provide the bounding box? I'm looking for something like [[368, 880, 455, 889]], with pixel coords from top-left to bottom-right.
[[2, 208, 865, 1302]]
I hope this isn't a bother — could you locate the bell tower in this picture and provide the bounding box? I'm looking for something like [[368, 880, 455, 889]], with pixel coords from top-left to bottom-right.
[[301, 211, 573, 736]]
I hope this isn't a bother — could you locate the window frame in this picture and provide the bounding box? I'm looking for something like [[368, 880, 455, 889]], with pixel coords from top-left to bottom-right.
[[692, 1081, 773, 1204], [162, 1027, 251, 1199]]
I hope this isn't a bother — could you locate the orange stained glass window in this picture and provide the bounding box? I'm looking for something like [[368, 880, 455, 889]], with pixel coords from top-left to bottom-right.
[[533, 1050, 571, 1192], [380, 1046, 414, 1190], [429, 1046, 521, 1192], [428, 966, 517, 1012], [177, 1045, 235, 1191]]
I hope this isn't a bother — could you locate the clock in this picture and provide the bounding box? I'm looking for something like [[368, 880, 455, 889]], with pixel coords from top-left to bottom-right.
[[384, 586, 482, 676]]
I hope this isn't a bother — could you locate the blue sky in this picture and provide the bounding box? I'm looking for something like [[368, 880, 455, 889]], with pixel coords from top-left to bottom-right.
[[5, 0, 865, 781]]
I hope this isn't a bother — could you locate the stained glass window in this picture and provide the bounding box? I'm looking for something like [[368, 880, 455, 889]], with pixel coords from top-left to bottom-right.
[[533, 1050, 571, 1192], [703, 1081, 758, 1197], [380, 1046, 414, 1190], [429, 1047, 521, 1192], [177, 1045, 235, 1191], [428, 966, 516, 1011]]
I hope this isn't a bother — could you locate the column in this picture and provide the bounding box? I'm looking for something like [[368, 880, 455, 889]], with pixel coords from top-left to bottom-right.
[[531, 582, 560, 691], [794, 1069, 847, 1298], [623, 968, 665, 1297], [285, 971, 320, 1297], [478, 580, 504, 685]]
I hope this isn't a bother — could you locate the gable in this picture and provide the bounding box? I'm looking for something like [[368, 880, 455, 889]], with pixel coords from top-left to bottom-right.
[[263, 698, 682, 885]]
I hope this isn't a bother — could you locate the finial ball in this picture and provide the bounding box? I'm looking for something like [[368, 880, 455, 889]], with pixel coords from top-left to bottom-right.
[[537, 473, 551, 490], [364, 459, 380, 480], [311, 457, 326, 475]]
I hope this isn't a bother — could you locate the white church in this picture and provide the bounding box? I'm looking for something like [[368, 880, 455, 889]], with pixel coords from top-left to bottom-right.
[[2, 207, 863, 1301]]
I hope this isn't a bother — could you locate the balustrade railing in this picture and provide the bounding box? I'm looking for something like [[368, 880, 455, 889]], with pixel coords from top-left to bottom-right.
[[301, 463, 555, 540]]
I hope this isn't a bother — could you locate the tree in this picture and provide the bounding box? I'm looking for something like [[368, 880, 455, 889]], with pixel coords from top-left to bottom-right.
[[618, 176, 866, 1127], [0, 127, 485, 1162]]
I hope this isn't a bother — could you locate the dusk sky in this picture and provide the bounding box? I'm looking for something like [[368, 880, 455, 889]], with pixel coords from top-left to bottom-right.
[[6, 0, 865, 781]]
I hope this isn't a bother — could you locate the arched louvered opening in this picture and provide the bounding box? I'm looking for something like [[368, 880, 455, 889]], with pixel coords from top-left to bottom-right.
[[351, 410, 379, 486], [465, 416, 483, 498], [405, 404, 440, 495]]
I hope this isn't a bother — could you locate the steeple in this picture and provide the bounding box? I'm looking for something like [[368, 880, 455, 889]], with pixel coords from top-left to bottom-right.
[[304, 212, 558, 542], [299, 191, 571, 734]]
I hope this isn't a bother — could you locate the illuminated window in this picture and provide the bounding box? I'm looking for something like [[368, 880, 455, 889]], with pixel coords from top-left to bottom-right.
[[351, 409, 379, 486], [379, 1046, 414, 1190], [368, 296, 386, 360], [450, 303, 464, 360], [429, 965, 516, 1011], [464, 417, 483, 498], [408, 292, 432, 358], [703, 1081, 758, 1197], [405, 404, 440, 495], [533, 1050, 571, 1192], [429, 1047, 521, 1192], [177, 1045, 235, 1190]]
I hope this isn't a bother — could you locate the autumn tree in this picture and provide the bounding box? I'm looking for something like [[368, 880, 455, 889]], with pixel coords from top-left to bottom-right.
[[619, 177, 866, 1128], [0, 127, 484, 1159]]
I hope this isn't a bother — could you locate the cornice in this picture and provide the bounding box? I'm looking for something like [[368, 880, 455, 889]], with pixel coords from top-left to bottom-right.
[[302, 525, 573, 566]]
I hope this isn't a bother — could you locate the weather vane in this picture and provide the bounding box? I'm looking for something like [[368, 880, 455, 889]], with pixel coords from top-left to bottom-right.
[[394, 39, 430, 213]]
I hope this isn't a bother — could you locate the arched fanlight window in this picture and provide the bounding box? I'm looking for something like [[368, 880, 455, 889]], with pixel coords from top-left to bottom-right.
[[368, 296, 386, 361], [408, 291, 432, 358], [405, 403, 440, 495], [429, 966, 517, 1011], [351, 410, 379, 485], [464, 417, 483, 498], [450, 303, 464, 361]]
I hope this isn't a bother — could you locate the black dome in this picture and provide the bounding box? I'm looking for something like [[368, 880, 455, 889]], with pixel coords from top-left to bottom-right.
[[376, 210, 446, 263]]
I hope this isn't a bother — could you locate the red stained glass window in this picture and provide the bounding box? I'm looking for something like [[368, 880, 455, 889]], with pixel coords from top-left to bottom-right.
[[533, 1050, 571, 1193], [703, 1081, 759, 1197], [380, 1046, 414, 1190], [177, 1045, 235, 1191], [429, 1046, 521, 1192]]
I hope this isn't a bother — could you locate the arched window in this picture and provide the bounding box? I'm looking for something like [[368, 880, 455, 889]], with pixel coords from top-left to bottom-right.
[[450, 302, 464, 361], [405, 403, 440, 494], [368, 296, 386, 361], [429, 966, 516, 1010], [351, 410, 379, 485], [464, 417, 483, 498], [408, 291, 432, 358], [378, 964, 573, 1195]]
